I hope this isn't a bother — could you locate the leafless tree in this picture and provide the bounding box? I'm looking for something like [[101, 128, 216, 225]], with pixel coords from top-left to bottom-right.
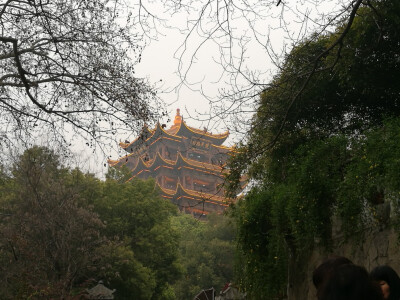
[[136, 0, 367, 141], [0, 0, 164, 151]]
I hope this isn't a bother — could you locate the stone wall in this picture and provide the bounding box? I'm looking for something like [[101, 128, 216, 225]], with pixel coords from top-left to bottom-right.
[[288, 202, 399, 300]]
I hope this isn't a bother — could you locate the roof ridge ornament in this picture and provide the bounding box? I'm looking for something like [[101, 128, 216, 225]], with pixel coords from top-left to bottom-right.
[[174, 108, 182, 126]]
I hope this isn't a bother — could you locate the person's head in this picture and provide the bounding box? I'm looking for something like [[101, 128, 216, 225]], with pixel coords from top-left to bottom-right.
[[313, 256, 353, 299], [319, 264, 383, 300], [370, 265, 400, 300]]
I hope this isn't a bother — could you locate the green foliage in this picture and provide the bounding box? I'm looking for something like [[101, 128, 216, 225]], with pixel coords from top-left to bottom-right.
[[233, 121, 400, 297], [0, 147, 183, 299], [239, 0, 400, 159], [336, 118, 400, 232], [99, 243, 157, 299], [93, 177, 182, 300], [1, 147, 239, 299], [171, 213, 236, 299], [0, 146, 105, 298], [233, 188, 288, 298], [106, 165, 133, 183], [228, 0, 400, 297]]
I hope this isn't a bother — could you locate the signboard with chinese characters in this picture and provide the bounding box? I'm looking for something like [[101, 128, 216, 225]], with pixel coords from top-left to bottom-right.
[[191, 137, 211, 151]]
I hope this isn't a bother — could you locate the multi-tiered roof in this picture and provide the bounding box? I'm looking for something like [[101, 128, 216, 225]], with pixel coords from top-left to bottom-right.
[[109, 109, 236, 216]]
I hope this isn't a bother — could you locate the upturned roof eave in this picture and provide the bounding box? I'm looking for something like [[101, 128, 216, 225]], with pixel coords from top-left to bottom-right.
[[119, 125, 153, 151], [176, 152, 225, 173], [175, 120, 229, 145], [120, 123, 183, 153], [157, 183, 228, 205]]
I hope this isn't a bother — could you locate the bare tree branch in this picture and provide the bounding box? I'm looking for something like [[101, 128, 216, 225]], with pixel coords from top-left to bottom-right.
[[0, 0, 164, 152]]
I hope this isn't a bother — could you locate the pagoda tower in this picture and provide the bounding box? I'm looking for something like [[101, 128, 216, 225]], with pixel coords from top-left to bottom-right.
[[109, 109, 236, 216]]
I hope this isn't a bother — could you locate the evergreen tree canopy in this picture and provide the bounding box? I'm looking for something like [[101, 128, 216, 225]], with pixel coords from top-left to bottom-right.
[[227, 0, 400, 298]]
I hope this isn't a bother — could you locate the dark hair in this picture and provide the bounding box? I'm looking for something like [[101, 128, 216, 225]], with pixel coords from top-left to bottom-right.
[[313, 256, 353, 299], [371, 265, 400, 300], [313, 256, 353, 288], [319, 264, 383, 300]]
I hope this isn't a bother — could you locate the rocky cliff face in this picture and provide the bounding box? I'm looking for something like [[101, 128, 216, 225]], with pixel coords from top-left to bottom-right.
[[288, 202, 399, 300]]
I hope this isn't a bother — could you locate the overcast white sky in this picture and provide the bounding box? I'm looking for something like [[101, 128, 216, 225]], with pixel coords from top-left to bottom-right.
[[132, 2, 280, 137], [80, 0, 340, 178], [131, 0, 340, 132]]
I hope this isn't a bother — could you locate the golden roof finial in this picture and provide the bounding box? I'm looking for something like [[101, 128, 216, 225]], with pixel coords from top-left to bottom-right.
[[174, 108, 182, 126]]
